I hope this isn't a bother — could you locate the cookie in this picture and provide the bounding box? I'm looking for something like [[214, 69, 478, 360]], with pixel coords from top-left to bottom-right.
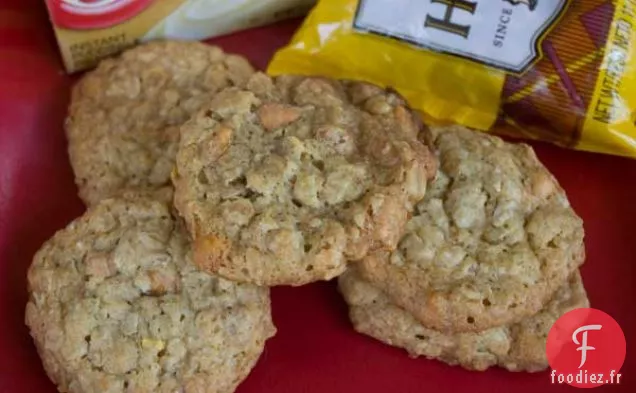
[[339, 268, 589, 372], [173, 74, 437, 286], [26, 196, 275, 393], [358, 125, 585, 332], [67, 40, 255, 206], [109, 186, 175, 204]]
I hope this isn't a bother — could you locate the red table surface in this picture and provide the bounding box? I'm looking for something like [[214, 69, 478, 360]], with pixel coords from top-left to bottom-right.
[[0, 1, 634, 392]]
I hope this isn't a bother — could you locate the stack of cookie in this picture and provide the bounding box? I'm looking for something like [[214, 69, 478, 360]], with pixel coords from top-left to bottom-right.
[[25, 39, 586, 393], [26, 40, 437, 393], [338, 126, 587, 372], [26, 41, 278, 393]]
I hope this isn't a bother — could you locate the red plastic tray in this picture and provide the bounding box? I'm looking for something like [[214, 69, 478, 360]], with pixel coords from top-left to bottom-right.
[[0, 1, 634, 392]]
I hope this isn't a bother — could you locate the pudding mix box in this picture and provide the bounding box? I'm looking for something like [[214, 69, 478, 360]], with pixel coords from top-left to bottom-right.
[[45, 0, 315, 73]]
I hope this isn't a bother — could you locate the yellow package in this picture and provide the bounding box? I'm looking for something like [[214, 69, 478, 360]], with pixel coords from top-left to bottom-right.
[[268, 0, 636, 158]]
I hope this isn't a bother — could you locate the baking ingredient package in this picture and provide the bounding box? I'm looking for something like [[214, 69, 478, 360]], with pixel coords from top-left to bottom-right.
[[45, 0, 315, 73], [269, 0, 636, 158]]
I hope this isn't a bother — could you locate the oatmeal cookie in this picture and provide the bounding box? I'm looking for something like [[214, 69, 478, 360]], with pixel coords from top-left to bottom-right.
[[173, 74, 437, 286], [26, 196, 275, 393], [67, 40, 255, 205], [339, 268, 588, 372], [358, 125, 585, 332]]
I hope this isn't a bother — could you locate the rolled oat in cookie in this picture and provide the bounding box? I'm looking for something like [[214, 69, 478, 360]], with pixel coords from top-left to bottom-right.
[[339, 267, 589, 372], [67, 40, 255, 206], [26, 196, 275, 393], [358, 125, 585, 332], [173, 73, 436, 286]]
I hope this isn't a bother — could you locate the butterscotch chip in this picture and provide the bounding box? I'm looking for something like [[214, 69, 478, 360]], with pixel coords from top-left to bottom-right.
[[173, 74, 436, 286], [339, 268, 589, 372], [358, 126, 585, 332], [26, 196, 275, 393], [66, 40, 255, 205], [257, 103, 302, 131]]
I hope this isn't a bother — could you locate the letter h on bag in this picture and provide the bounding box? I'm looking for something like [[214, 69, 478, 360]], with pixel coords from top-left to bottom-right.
[[425, 0, 477, 38]]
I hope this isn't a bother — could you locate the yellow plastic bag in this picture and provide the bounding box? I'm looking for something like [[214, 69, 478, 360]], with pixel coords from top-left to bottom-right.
[[268, 0, 636, 158]]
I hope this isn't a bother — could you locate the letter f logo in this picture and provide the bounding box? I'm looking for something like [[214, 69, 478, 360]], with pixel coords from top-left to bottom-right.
[[572, 324, 602, 368]]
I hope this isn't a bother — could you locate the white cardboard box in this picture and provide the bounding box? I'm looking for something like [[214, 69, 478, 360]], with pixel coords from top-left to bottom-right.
[[45, 0, 315, 73]]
